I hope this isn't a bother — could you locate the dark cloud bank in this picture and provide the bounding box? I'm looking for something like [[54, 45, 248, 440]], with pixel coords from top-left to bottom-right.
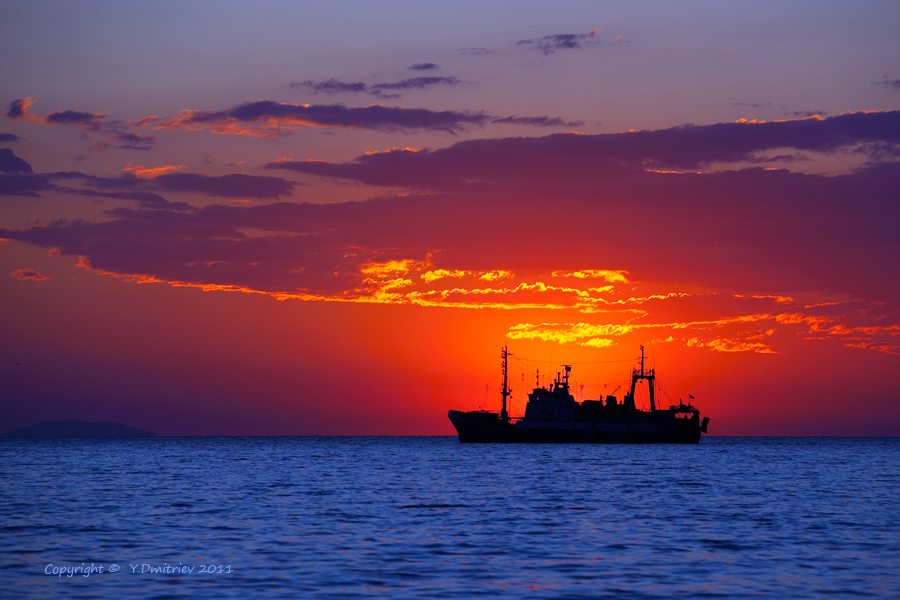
[[266, 111, 900, 187], [2, 111, 898, 305], [0, 148, 296, 208], [163, 99, 580, 134]]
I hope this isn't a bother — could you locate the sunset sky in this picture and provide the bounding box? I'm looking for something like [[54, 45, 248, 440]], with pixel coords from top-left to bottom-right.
[[2, 1, 898, 436]]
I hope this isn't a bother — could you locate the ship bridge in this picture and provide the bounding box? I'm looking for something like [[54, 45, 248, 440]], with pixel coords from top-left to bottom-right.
[[522, 365, 578, 422]]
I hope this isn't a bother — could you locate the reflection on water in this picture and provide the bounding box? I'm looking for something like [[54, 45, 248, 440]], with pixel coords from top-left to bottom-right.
[[2, 437, 899, 598]]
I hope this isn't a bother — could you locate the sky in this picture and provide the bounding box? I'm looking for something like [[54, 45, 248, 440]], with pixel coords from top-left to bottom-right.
[[1, 1, 898, 436]]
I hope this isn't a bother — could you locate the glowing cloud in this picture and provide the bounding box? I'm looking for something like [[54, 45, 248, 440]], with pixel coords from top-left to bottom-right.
[[122, 165, 186, 178], [10, 268, 50, 281], [552, 270, 629, 283], [157, 100, 492, 136], [4, 98, 156, 150]]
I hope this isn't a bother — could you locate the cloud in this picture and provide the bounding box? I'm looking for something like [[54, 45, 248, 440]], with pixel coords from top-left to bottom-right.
[[0, 173, 54, 196], [372, 77, 458, 91], [3, 197, 896, 354], [410, 63, 439, 71], [0, 150, 296, 205], [731, 102, 773, 109], [873, 76, 900, 90], [10, 268, 50, 281], [0, 133, 21, 142], [294, 76, 461, 98], [459, 47, 495, 56], [45, 109, 107, 129], [158, 100, 492, 135], [47, 169, 296, 199], [147, 172, 295, 198], [291, 79, 368, 95], [111, 130, 158, 151], [0, 148, 33, 174], [123, 164, 185, 178], [370, 76, 461, 97], [4, 162, 897, 300], [3, 113, 898, 353], [5, 98, 34, 120], [490, 115, 583, 128], [4, 98, 156, 150], [790, 110, 827, 118], [55, 187, 196, 213], [552, 270, 628, 283], [517, 30, 600, 55], [265, 111, 900, 188]]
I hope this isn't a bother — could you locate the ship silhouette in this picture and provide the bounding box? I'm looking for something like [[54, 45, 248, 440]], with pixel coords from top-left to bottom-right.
[[449, 346, 708, 443]]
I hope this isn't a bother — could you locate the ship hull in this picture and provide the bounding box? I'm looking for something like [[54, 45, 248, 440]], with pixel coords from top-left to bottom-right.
[[448, 410, 702, 444]]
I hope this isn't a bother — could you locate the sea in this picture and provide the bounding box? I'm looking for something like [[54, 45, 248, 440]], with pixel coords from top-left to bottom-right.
[[1, 436, 898, 599]]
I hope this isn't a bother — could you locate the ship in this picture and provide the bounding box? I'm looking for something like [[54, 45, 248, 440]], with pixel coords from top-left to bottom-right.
[[448, 346, 709, 443]]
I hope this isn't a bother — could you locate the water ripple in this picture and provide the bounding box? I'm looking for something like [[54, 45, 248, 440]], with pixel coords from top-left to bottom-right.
[[1, 437, 898, 598]]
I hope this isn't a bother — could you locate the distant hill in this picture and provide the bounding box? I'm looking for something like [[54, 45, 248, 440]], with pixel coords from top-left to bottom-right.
[[3, 420, 157, 438]]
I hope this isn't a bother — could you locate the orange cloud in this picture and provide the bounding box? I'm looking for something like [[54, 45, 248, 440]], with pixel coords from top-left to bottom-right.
[[155, 100, 493, 137], [552, 269, 629, 283], [421, 269, 468, 283], [10, 268, 50, 281], [63, 244, 900, 356], [687, 337, 776, 353], [122, 164, 186, 178], [508, 322, 634, 344]]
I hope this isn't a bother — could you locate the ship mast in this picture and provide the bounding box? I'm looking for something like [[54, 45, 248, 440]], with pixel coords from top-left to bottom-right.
[[628, 344, 656, 412], [501, 345, 511, 422]]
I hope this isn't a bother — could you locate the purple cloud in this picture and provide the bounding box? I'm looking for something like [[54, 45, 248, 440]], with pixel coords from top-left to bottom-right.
[[731, 102, 773, 109], [3, 113, 898, 322], [55, 187, 196, 213], [293, 76, 461, 99], [109, 130, 157, 151], [1, 151, 297, 206], [160, 100, 492, 135], [150, 172, 296, 198], [0, 148, 33, 174], [292, 79, 368, 94], [490, 115, 583, 128], [4, 98, 156, 151], [162, 99, 583, 137], [2, 160, 898, 307], [873, 76, 900, 90], [0, 133, 21, 142], [45, 109, 106, 129], [517, 30, 601, 55], [459, 47, 495, 56], [409, 63, 439, 71], [47, 170, 296, 199], [5, 98, 32, 120], [370, 76, 460, 95], [265, 111, 900, 189], [0, 173, 54, 196], [790, 110, 828, 118]]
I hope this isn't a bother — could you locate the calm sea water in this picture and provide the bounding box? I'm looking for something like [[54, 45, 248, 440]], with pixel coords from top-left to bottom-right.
[[2, 436, 898, 599]]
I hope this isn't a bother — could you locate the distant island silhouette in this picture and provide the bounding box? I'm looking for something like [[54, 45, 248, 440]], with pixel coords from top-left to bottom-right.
[[3, 421, 157, 438]]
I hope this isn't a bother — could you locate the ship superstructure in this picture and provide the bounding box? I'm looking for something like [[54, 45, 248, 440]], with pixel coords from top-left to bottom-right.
[[448, 346, 708, 443]]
